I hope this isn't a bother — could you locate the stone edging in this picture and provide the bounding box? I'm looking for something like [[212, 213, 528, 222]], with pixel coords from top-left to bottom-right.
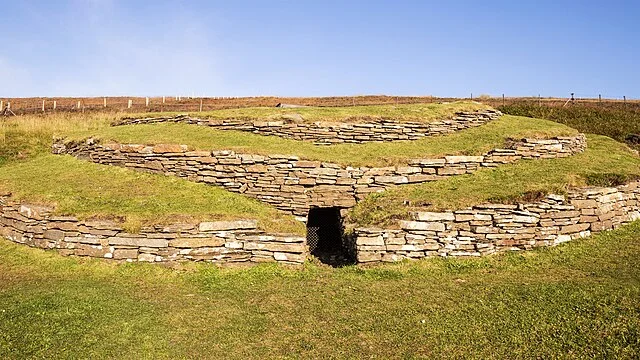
[[53, 134, 586, 217], [0, 196, 306, 264], [353, 181, 640, 263], [113, 110, 502, 145]]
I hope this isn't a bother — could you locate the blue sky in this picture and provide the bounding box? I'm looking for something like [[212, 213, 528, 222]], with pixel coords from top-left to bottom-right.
[[2, 0, 638, 98]]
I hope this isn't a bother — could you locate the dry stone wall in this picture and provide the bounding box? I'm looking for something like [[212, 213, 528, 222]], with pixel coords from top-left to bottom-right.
[[114, 110, 502, 145], [53, 134, 586, 217], [353, 181, 640, 263], [0, 196, 306, 264]]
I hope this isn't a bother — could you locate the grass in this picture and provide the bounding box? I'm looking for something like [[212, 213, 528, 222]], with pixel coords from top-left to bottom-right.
[[1, 221, 640, 358], [68, 115, 577, 167], [141, 101, 492, 123], [0, 112, 117, 165], [498, 101, 640, 150], [0, 154, 304, 234], [348, 135, 640, 227]]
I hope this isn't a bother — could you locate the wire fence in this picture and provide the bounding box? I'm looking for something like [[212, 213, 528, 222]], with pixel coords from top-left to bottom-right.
[[1, 94, 638, 116]]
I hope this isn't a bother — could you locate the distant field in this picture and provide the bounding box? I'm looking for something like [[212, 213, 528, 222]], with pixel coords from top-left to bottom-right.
[[3, 94, 637, 115], [1, 95, 463, 114]]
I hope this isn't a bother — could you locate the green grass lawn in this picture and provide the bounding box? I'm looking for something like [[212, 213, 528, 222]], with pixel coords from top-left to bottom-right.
[[349, 135, 640, 227], [68, 115, 577, 167], [1, 221, 639, 359], [0, 154, 304, 234], [135, 101, 491, 124]]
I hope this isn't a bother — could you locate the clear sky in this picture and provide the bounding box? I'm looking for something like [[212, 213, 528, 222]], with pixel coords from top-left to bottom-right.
[[2, 0, 638, 98]]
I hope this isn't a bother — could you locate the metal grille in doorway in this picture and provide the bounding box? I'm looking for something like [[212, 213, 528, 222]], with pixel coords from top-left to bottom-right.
[[307, 226, 320, 252]]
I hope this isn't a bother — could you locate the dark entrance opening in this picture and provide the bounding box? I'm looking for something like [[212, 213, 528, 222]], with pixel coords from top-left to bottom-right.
[[306, 207, 354, 266]]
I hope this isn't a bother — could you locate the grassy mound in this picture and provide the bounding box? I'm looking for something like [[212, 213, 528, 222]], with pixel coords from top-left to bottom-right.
[[2, 221, 639, 358], [349, 135, 640, 227], [144, 101, 491, 124], [0, 154, 304, 234], [198, 101, 491, 123], [498, 101, 640, 150], [69, 115, 577, 167]]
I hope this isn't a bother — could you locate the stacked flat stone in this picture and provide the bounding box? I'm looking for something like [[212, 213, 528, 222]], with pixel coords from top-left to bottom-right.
[[4, 181, 638, 265], [113, 110, 503, 145], [354, 181, 640, 263], [53, 134, 586, 217], [0, 197, 305, 264]]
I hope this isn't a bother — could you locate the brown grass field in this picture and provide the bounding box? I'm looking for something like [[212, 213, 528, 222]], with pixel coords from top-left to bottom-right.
[[2, 95, 639, 115]]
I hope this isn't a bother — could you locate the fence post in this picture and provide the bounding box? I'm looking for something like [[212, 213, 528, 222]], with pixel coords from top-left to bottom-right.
[[162, 96, 166, 104], [104, 97, 107, 107], [199, 98, 203, 112], [42, 100, 45, 112], [0, 101, 3, 111], [128, 99, 132, 109], [53, 101, 57, 110], [77, 100, 81, 110], [145, 97, 149, 107]]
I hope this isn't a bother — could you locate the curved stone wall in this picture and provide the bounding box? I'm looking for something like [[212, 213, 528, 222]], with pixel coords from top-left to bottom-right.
[[4, 182, 638, 266], [53, 134, 586, 217], [353, 181, 640, 263], [114, 110, 502, 145], [0, 197, 306, 264]]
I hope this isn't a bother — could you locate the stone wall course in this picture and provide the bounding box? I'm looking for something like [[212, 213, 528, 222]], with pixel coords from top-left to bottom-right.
[[0, 198, 306, 265], [113, 110, 503, 145], [352, 181, 640, 263], [53, 133, 586, 217]]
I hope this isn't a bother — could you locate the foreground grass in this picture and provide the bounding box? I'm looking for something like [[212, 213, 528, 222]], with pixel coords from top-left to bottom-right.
[[69, 115, 576, 167], [0, 154, 303, 234], [349, 135, 640, 227], [1, 221, 639, 358]]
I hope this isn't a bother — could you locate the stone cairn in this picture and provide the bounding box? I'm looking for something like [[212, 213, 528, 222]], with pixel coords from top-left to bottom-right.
[[5, 105, 636, 265]]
